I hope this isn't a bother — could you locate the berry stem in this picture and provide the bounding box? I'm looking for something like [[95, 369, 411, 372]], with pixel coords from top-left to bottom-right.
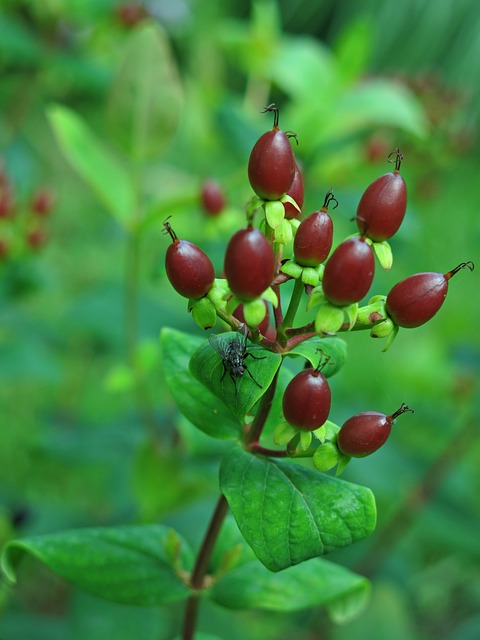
[[245, 368, 280, 446], [280, 277, 305, 340], [445, 260, 474, 279], [182, 494, 229, 640]]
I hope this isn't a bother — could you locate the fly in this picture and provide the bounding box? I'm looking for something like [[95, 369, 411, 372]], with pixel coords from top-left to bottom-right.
[[208, 324, 265, 395]]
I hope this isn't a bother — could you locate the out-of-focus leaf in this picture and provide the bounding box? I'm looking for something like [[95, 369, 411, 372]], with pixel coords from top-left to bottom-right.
[[2, 525, 192, 606], [107, 22, 183, 160], [47, 104, 135, 224]]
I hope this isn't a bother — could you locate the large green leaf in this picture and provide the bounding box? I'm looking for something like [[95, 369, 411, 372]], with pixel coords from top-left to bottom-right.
[[210, 556, 369, 616], [1, 525, 192, 606], [190, 332, 282, 420], [107, 22, 183, 161], [47, 104, 135, 224], [219, 446, 376, 572], [287, 335, 347, 377], [160, 328, 242, 439]]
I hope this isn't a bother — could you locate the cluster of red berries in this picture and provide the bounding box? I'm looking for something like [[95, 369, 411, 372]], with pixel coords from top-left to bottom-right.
[[0, 165, 54, 263], [163, 105, 473, 467]]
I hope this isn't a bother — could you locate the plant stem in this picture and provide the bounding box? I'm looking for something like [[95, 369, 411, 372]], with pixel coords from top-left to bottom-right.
[[182, 494, 230, 640], [245, 368, 280, 446], [282, 277, 304, 330]]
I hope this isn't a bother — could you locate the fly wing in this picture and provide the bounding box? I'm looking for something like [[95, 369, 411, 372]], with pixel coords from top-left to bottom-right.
[[208, 334, 228, 357]]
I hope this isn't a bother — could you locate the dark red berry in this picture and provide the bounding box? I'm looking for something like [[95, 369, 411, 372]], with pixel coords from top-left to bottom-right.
[[248, 104, 295, 201], [27, 228, 47, 250], [224, 226, 275, 301], [337, 403, 413, 457], [322, 236, 375, 306], [200, 180, 226, 216], [386, 261, 474, 328], [0, 187, 14, 218], [116, 4, 148, 27], [282, 367, 332, 431], [32, 189, 55, 216], [284, 162, 304, 219], [294, 190, 336, 267], [163, 218, 215, 299], [233, 301, 270, 335], [356, 149, 407, 242]]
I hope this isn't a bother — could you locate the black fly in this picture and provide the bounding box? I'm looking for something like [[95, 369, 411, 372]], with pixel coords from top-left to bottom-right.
[[208, 324, 265, 396]]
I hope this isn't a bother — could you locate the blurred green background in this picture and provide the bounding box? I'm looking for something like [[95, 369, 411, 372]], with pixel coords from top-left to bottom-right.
[[0, 0, 478, 639]]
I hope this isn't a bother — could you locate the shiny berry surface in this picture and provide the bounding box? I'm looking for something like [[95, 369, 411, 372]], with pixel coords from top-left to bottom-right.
[[385, 261, 474, 328], [284, 162, 304, 219], [294, 210, 333, 267], [164, 219, 215, 299], [224, 226, 275, 300], [248, 129, 295, 201], [282, 368, 331, 431], [356, 170, 407, 242], [337, 404, 413, 457], [322, 237, 375, 306]]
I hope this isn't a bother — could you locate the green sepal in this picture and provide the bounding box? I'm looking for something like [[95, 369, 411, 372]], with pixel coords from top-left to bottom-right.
[[225, 295, 241, 315], [314, 303, 345, 333], [274, 218, 293, 244], [313, 424, 327, 443], [324, 420, 340, 440], [372, 240, 393, 271], [301, 266, 322, 286], [242, 298, 267, 328], [262, 286, 279, 307], [306, 286, 327, 311], [246, 195, 264, 220], [335, 452, 352, 476], [264, 200, 285, 229], [299, 430, 313, 451], [313, 442, 340, 472], [356, 297, 387, 326], [344, 302, 358, 330], [189, 296, 217, 330], [274, 421, 298, 446], [280, 259, 303, 279], [370, 316, 395, 339], [207, 278, 230, 309], [281, 193, 301, 213], [381, 323, 399, 352]]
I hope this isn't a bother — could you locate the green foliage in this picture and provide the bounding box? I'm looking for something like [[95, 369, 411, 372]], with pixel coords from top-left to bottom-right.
[[220, 446, 376, 571]]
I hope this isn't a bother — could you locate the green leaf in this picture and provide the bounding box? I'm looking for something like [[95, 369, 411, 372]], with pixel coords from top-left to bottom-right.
[[190, 333, 282, 420], [160, 328, 241, 439], [287, 335, 347, 378], [1, 525, 192, 606], [107, 23, 183, 161], [220, 446, 376, 571], [47, 105, 135, 225], [210, 555, 369, 614]]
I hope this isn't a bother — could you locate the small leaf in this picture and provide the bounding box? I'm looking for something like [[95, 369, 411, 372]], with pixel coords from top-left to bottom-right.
[[344, 302, 358, 330], [300, 431, 313, 451], [287, 336, 347, 378], [1, 525, 192, 606], [327, 578, 371, 623], [264, 200, 285, 229], [280, 260, 303, 279], [274, 218, 293, 244], [160, 328, 242, 439], [373, 240, 393, 270], [220, 446, 377, 571], [190, 334, 282, 420], [273, 421, 297, 445], [47, 105, 135, 225], [301, 266, 320, 286]]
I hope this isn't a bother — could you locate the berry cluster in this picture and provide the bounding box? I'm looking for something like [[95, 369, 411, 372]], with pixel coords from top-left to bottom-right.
[[163, 105, 473, 470], [0, 163, 54, 263]]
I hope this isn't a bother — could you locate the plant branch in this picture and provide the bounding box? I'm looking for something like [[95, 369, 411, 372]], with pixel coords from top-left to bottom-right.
[[182, 494, 230, 640], [244, 368, 280, 446]]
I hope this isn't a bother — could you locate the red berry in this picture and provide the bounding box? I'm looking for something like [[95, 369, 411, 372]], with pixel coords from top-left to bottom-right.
[[282, 367, 332, 431], [337, 403, 413, 457], [248, 104, 295, 201], [200, 180, 226, 216], [163, 218, 215, 299], [224, 226, 275, 301], [386, 261, 474, 328], [293, 190, 336, 267], [284, 162, 304, 219], [116, 4, 148, 27], [32, 189, 55, 216], [322, 236, 375, 306], [356, 149, 407, 242], [0, 187, 14, 218], [27, 228, 46, 250]]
